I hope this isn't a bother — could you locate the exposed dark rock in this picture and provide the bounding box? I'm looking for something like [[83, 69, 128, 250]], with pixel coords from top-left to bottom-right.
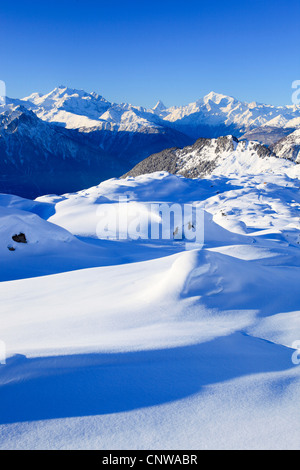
[[252, 143, 275, 159], [215, 135, 238, 153], [12, 233, 27, 243], [122, 148, 180, 177]]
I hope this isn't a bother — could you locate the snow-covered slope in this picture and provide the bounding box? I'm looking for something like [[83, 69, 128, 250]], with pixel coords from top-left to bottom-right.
[[0, 150, 300, 449], [124, 134, 300, 180], [271, 128, 300, 163], [0, 194, 120, 281]]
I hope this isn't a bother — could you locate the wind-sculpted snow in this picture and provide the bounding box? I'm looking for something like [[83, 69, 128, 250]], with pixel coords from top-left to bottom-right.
[[0, 165, 299, 449]]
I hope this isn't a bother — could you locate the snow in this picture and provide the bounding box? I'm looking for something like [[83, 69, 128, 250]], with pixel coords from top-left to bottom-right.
[[273, 128, 300, 163], [5, 86, 300, 135], [160, 92, 300, 130], [152, 100, 167, 115], [0, 155, 300, 449], [20, 87, 163, 132]]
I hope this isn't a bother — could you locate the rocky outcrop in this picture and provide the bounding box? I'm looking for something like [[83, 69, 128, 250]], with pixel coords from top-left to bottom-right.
[[271, 129, 300, 163], [123, 135, 277, 179]]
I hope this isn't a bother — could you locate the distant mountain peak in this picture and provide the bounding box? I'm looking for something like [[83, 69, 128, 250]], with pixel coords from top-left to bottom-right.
[[203, 91, 235, 104], [49, 86, 90, 98], [153, 100, 166, 112]]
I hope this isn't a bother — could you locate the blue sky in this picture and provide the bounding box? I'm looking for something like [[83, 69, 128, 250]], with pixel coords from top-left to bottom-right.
[[0, 0, 299, 107]]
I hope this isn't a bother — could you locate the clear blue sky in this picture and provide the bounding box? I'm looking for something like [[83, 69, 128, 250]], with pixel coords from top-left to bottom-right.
[[0, 0, 299, 107]]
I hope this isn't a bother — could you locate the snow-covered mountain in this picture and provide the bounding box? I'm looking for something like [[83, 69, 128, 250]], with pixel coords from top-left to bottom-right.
[[1, 86, 300, 198], [21, 86, 191, 155], [0, 88, 192, 197], [22, 87, 300, 140], [0, 104, 118, 198], [157, 91, 300, 142], [123, 135, 285, 179], [271, 128, 300, 163]]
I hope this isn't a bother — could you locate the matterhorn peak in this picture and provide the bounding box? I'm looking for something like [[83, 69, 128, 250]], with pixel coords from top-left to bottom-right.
[[153, 100, 167, 113]]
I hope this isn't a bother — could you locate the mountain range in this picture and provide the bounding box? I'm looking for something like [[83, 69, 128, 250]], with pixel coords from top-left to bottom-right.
[[1, 86, 300, 197]]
